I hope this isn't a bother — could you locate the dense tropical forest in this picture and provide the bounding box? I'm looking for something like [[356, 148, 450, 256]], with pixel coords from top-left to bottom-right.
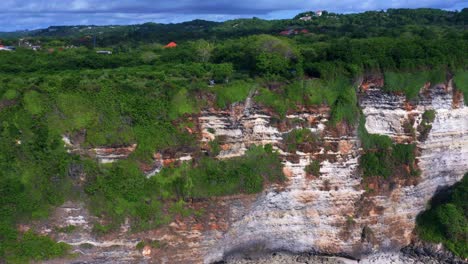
[[0, 8, 467, 263]]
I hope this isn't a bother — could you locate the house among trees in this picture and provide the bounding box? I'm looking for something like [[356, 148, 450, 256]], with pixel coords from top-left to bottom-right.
[[18, 38, 41, 50], [297, 10, 325, 20], [164, 42, 177, 48]]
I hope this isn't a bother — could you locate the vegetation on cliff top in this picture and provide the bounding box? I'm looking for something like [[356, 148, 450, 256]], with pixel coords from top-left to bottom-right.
[[383, 69, 446, 99], [453, 70, 468, 105]]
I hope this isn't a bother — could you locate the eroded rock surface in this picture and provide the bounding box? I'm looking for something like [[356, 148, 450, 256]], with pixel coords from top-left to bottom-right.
[[49, 82, 467, 264], [202, 84, 467, 263], [62, 135, 137, 164], [39, 201, 143, 264]]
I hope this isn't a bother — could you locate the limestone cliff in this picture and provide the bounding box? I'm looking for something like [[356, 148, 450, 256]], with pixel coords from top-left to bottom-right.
[[45, 82, 467, 264]]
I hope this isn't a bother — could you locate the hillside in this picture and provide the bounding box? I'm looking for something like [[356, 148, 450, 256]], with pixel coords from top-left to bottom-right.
[[0, 8, 467, 264], [1, 8, 466, 45]]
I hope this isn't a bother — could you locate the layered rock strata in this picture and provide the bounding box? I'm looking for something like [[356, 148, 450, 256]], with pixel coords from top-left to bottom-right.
[[50, 83, 467, 264]]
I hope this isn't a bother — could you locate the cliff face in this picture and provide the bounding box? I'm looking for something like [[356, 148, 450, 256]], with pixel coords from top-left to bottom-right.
[[46, 83, 467, 263], [357, 82, 467, 254], [62, 135, 137, 164], [361, 82, 467, 249], [199, 84, 468, 262], [200, 110, 365, 262], [200, 83, 467, 263]]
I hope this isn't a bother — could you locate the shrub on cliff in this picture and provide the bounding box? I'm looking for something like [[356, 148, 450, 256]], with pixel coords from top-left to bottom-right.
[[255, 76, 359, 125], [212, 80, 253, 108], [283, 128, 320, 153], [3, 231, 71, 263], [329, 80, 359, 126], [305, 160, 321, 177], [383, 69, 445, 99], [416, 174, 468, 258], [453, 70, 468, 105], [358, 116, 419, 178], [157, 145, 285, 198], [84, 159, 172, 231], [418, 110, 436, 141]]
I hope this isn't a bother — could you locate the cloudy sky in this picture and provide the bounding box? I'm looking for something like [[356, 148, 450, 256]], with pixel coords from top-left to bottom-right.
[[1, 0, 467, 31]]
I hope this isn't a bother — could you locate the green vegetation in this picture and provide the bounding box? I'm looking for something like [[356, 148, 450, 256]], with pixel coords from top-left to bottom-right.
[[211, 80, 254, 108], [453, 70, 468, 105], [403, 119, 416, 138], [0, 97, 73, 261], [1, 231, 71, 263], [256, 77, 358, 123], [359, 116, 419, 178], [305, 160, 321, 177], [157, 145, 284, 198], [208, 137, 222, 157], [383, 69, 446, 99], [79, 243, 94, 249], [418, 110, 436, 141], [169, 88, 198, 119], [136, 241, 145, 250], [422, 110, 436, 123], [92, 223, 113, 235], [82, 145, 284, 230], [417, 174, 468, 258], [23, 90, 46, 115], [135, 239, 166, 250], [85, 160, 169, 231], [329, 81, 358, 125], [0, 8, 466, 262], [2, 8, 466, 47], [283, 128, 320, 153]]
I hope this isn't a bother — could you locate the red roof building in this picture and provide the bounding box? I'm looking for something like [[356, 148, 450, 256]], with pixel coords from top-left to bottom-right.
[[164, 42, 177, 48]]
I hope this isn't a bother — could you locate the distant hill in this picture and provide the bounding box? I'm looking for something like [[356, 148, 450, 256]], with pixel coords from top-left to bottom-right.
[[0, 20, 220, 40], [0, 29, 39, 39], [0, 8, 465, 45]]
